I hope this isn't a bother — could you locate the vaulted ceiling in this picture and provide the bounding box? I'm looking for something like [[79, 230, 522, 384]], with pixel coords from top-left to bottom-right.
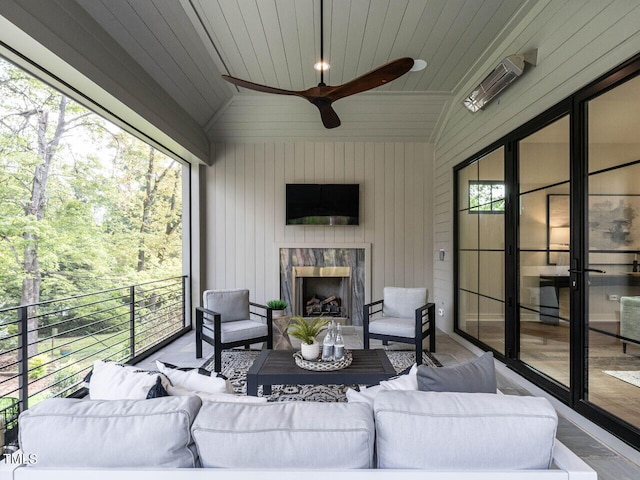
[[72, 0, 533, 143]]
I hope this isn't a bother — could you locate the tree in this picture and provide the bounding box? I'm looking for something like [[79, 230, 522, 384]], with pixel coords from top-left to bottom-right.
[[0, 57, 183, 353], [0, 66, 92, 354]]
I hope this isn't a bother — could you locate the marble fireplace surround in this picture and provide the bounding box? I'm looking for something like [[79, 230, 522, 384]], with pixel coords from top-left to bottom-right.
[[279, 244, 371, 326]]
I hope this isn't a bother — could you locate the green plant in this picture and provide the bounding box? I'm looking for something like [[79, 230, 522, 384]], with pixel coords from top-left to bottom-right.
[[288, 316, 328, 345], [28, 357, 46, 380], [267, 299, 288, 310], [50, 362, 82, 396]]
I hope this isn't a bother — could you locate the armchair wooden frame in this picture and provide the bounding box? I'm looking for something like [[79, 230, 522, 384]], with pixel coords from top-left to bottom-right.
[[195, 302, 273, 372], [363, 300, 436, 365]]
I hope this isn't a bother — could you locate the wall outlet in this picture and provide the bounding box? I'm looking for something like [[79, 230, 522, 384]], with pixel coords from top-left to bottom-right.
[[608, 294, 619, 301], [439, 249, 445, 261], [438, 308, 445, 317]]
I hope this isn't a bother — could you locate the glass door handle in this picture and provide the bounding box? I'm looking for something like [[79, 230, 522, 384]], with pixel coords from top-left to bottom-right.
[[568, 268, 606, 274]]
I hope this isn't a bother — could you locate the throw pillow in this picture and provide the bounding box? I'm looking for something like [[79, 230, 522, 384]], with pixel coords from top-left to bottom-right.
[[346, 384, 383, 405], [87, 360, 170, 400], [156, 360, 232, 394], [346, 364, 418, 406], [416, 351, 497, 393], [167, 385, 267, 404]]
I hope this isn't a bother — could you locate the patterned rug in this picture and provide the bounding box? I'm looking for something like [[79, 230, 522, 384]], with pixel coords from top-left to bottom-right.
[[201, 349, 441, 402], [603, 370, 640, 388]]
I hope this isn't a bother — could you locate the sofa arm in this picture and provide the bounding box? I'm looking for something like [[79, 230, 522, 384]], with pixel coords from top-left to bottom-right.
[[552, 440, 597, 480]]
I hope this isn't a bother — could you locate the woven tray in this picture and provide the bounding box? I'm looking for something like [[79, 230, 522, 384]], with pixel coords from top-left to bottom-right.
[[293, 350, 353, 371]]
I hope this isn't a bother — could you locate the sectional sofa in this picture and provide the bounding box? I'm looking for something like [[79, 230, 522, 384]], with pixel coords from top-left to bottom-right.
[[0, 389, 596, 479]]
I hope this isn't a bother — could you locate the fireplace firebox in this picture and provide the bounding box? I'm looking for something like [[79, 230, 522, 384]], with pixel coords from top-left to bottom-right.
[[292, 266, 351, 322]]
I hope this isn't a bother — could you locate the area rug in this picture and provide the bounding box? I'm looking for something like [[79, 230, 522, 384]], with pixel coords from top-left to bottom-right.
[[603, 370, 640, 388], [201, 350, 441, 402]]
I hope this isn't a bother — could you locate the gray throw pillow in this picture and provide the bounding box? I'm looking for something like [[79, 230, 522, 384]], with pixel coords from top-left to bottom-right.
[[417, 351, 496, 393]]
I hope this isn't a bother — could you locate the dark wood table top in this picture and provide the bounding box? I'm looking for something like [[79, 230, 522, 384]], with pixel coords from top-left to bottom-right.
[[245, 349, 397, 395]]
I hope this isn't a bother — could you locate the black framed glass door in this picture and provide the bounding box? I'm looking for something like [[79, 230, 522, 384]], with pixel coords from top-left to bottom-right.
[[454, 53, 640, 449]]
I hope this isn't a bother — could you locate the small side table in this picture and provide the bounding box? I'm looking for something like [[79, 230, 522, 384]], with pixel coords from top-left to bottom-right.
[[272, 315, 293, 350]]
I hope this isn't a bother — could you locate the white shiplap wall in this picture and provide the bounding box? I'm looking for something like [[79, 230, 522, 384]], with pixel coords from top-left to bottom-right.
[[204, 141, 434, 308], [433, 0, 640, 333]]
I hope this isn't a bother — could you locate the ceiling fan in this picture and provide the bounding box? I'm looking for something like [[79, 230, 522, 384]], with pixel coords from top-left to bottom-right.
[[221, 0, 415, 129]]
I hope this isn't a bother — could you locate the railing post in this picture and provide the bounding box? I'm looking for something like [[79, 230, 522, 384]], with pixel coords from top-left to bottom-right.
[[129, 286, 136, 359], [182, 276, 187, 328], [18, 306, 29, 411]]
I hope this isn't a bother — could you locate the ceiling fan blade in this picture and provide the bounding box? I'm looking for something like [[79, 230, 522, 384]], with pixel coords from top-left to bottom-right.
[[222, 75, 298, 96], [325, 57, 415, 101], [314, 101, 341, 129]]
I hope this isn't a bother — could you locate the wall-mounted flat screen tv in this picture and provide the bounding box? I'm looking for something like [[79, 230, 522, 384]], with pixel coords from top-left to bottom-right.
[[286, 184, 359, 225]]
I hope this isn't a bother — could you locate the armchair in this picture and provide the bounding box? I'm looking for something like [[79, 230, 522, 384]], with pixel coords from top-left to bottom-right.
[[196, 289, 273, 372], [363, 287, 435, 365]]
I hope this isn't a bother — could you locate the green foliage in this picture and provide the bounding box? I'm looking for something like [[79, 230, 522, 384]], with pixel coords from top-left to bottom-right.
[[0, 56, 183, 314], [288, 316, 329, 345], [267, 299, 288, 309], [28, 357, 46, 380], [50, 362, 82, 396], [0, 323, 18, 353]]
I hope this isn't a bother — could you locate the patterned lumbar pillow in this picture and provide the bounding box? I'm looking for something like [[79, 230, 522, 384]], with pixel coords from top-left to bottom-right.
[[86, 360, 170, 400], [167, 385, 267, 403], [417, 351, 497, 393], [156, 360, 231, 394]]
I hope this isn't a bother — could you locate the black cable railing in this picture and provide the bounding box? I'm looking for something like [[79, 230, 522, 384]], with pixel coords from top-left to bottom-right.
[[0, 275, 188, 443]]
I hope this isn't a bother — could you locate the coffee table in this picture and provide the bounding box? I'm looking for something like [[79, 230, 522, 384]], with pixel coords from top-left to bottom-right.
[[246, 349, 396, 396]]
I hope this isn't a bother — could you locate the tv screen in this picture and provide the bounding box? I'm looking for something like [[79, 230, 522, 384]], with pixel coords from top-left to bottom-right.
[[286, 184, 359, 225]]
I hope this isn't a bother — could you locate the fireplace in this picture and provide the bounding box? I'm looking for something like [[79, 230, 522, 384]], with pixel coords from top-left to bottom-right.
[[292, 266, 351, 320], [279, 246, 368, 325]]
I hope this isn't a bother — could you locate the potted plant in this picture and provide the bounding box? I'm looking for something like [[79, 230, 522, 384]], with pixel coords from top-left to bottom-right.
[[288, 316, 329, 360], [267, 299, 288, 318]]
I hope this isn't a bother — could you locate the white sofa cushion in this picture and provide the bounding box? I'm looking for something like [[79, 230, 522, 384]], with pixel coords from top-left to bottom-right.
[[192, 401, 375, 468], [156, 360, 231, 393], [373, 390, 558, 470], [87, 359, 170, 400], [18, 396, 201, 468]]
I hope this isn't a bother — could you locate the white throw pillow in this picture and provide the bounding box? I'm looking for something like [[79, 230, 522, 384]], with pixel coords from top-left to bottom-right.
[[346, 384, 383, 405], [156, 360, 232, 394], [380, 364, 418, 390], [346, 364, 418, 406], [167, 385, 267, 404], [88, 360, 170, 400]]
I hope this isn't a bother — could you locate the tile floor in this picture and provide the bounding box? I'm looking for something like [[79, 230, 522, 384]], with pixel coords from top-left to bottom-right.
[[136, 327, 640, 480]]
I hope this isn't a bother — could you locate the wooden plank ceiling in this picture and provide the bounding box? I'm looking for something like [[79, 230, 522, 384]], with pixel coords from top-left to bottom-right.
[[75, 0, 532, 143]]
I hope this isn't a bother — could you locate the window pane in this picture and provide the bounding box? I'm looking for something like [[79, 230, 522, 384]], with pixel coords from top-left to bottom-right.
[[586, 74, 640, 429], [518, 115, 570, 387], [0, 57, 183, 308]]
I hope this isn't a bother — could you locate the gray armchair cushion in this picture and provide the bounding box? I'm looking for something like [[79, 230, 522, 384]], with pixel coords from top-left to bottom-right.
[[220, 319, 268, 343], [18, 396, 201, 468], [417, 351, 497, 393], [202, 289, 250, 323], [368, 317, 416, 338], [373, 390, 557, 470], [382, 287, 427, 318], [192, 401, 375, 468]]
